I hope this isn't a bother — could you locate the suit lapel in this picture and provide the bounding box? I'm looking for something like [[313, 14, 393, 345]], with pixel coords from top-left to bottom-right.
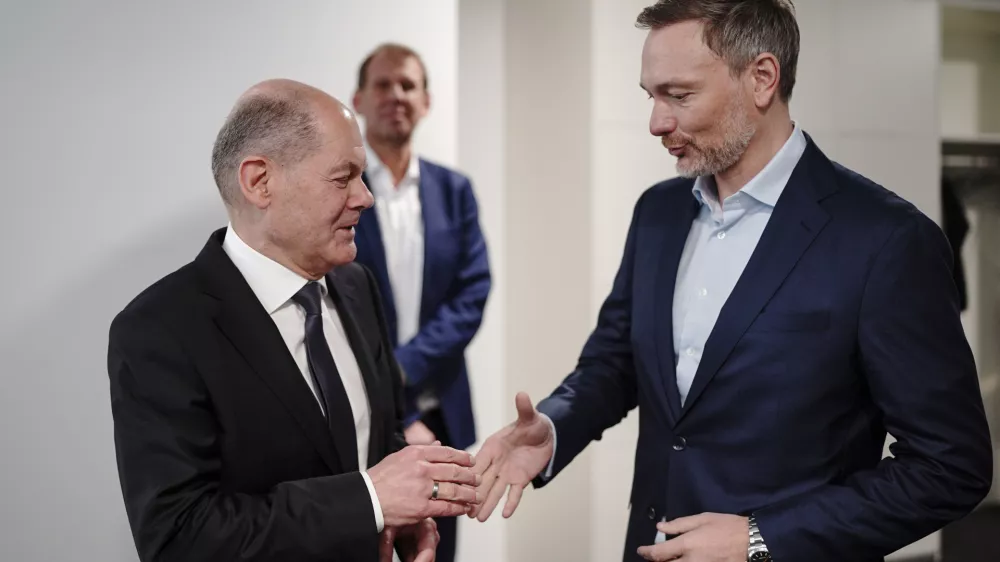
[[654, 188, 701, 426], [327, 270, 387, 469], [678, 141, 835, 420], [417, 160, 444, 326], [359, 172, 398, 346], [195, 230, 341, 473]]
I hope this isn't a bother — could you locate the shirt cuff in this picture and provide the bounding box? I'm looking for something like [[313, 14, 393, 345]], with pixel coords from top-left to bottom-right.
[[539, 413, 558, 480], [362, 471, 385, 532]]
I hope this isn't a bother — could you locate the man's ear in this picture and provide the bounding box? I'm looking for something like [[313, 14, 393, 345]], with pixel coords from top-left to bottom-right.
[[748, 52, 781, 109], [238, 156, 273, 210]]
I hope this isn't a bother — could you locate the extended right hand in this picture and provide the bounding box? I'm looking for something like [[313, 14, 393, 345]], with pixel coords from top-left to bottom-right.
[[468, 392, 555, 522], [368, 443, 482, 528]]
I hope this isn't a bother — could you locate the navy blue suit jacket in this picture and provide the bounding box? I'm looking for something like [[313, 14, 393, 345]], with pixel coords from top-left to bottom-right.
[[355, 159, 491, 451], [536, 137, 993, 561]]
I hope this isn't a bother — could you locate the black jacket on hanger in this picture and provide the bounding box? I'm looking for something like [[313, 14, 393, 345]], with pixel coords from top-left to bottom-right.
[[942, 178, 970, 310]]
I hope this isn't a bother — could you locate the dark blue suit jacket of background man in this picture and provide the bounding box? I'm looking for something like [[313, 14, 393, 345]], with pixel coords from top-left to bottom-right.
[[535, 135, 994, 562], [355, 160, 491, 451]]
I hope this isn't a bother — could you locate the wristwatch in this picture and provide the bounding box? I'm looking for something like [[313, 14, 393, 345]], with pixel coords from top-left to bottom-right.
[[747, 515, 771, 562]]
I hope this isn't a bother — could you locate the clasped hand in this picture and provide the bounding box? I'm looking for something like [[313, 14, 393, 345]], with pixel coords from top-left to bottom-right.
[[369, 442, 482, 527]]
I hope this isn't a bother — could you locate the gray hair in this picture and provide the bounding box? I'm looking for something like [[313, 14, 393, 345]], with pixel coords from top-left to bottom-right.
[[210, 93, 320, 206], [636, 0, 799, 101]]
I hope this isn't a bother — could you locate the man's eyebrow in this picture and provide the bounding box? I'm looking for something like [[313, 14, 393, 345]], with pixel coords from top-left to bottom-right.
[[640, 80, 698, 94], [324, 161, 362, 176]]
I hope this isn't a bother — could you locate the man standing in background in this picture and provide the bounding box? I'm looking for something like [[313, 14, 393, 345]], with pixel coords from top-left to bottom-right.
[[353, 43, 492, 562]]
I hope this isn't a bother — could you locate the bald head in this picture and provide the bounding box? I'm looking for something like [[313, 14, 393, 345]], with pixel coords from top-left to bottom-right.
[[211, 79, 355, 207]]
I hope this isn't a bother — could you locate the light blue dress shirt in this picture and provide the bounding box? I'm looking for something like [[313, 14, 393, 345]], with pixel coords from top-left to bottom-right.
[[541, 124, 808, 486], [672, 124, 807, 405]]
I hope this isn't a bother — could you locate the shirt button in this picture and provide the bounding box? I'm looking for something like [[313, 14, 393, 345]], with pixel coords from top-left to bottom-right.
[[673, 436, 687, 451], [717, 231, 727, 240], [698, 288, 708, 298], [686, 347, 696, 357]]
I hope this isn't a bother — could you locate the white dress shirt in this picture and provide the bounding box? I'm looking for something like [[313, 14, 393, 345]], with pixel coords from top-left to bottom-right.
[[366, 146, 424, 345], [222, 225, 386, 532]]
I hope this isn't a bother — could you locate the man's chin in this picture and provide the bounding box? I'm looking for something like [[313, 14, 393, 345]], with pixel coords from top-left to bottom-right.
[[376, 126, 413, 145], [675, 158, 706, 179], [327, 243, 357, 268]]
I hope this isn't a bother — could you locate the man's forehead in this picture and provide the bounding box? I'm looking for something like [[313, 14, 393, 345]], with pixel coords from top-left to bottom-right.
[[642, 21, 713, 63], [641, 25, 721, 81], [319, 146, 366, 176], [369, 52, 423, 77]]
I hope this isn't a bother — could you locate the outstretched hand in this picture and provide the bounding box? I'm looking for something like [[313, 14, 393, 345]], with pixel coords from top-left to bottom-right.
[[468, 392, 555, 522]]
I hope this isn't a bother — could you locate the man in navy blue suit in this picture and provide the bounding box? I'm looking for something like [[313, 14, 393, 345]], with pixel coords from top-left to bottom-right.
[[470, 2, 993, 561], [352, 43, 492, 562]]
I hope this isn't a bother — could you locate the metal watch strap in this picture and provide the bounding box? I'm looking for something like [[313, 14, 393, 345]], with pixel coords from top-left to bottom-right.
[[748, 515, 768, 560]]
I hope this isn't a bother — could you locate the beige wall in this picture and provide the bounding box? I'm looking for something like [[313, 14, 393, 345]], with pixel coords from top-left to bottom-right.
[[502, 1, 596, 560]]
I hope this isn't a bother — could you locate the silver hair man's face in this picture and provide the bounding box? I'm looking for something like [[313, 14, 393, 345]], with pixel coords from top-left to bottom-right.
[[263, 103, 374, 272]]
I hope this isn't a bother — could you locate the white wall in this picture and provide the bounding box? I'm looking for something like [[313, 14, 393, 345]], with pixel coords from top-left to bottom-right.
[[793, 0, 941, 221], [0, 1, 458, 560]]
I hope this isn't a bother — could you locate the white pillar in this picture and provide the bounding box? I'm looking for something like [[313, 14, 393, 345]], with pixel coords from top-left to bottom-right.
[[501, 1, 596, 560], [456, 0, 508, 560]]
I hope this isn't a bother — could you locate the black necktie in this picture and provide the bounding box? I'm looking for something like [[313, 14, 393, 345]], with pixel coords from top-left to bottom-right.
[[291, 281, 359, 471]]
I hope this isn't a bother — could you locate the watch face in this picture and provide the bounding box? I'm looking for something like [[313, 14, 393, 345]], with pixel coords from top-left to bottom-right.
[[750, 552, 771, 562]]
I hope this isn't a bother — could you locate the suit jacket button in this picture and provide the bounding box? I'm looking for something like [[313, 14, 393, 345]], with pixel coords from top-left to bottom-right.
[[647, 506, 657, 520], [673, 436, 687, 451]]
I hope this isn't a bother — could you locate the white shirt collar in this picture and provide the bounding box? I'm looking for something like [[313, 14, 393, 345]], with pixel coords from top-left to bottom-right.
[[365, 143, 421, 199], [222, 224, 327, 315], [692, 122, 807, 208]]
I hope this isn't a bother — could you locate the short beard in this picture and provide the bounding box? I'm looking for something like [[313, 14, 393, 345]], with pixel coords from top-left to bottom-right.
[[675, 100, 756, 178]]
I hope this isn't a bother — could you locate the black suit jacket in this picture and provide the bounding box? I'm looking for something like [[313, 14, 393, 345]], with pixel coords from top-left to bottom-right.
[[108, 228, 407, 562]]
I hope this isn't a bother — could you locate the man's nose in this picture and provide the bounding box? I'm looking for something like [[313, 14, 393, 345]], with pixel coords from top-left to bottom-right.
[[649, 104, 678, 137], [353, 178, 375, 210], [388, 83, 405, 101]]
